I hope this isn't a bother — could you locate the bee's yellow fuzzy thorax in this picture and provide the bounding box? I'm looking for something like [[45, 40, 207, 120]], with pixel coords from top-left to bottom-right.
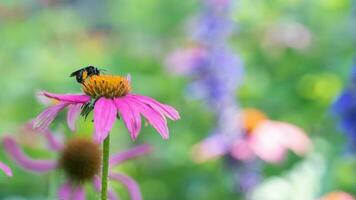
[[82, 75, 131, 99]]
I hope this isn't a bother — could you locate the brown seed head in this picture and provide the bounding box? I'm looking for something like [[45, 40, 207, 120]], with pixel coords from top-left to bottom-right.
[[59, 137, 101, 183]]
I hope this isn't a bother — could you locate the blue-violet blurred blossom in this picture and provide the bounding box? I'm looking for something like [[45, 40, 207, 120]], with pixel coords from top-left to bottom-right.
[[332, 64, 356, 152]]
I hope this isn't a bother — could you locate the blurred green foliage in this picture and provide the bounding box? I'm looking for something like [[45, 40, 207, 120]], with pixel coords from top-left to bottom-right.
[[0, 0, 355, 199]]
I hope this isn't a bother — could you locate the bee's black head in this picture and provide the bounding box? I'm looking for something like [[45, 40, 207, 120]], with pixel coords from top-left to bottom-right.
[[84, 66, 100, 75], [70, 66, 101, 83]]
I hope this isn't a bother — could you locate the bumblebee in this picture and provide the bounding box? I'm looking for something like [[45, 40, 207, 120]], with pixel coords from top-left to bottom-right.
[[70, 66, 101, 84]]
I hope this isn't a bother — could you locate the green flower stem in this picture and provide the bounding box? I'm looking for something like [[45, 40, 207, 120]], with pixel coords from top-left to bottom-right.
[[101, 134, 110, 200]]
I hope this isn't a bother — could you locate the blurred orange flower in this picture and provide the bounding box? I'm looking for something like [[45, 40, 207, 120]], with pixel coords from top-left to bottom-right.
[[192, 108, 312, 163], [320, 191, 355, 200]]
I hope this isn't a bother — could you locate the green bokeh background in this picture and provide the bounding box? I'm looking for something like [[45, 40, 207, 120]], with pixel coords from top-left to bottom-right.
[[0, 0, 355, 199]]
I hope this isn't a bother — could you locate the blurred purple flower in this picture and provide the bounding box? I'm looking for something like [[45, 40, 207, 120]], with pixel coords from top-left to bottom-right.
[[190, 0, 234, 45], [166, 0, 260, 196], [3, 134, 152, 200], [233, 161, 262, 194], [186, 48, 244, 106], [165, 0, 243, 108], [332, 64, 356, 151]]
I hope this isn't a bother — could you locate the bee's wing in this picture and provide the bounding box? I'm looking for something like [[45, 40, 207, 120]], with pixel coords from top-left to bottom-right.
[[99, 68, 107, 75]]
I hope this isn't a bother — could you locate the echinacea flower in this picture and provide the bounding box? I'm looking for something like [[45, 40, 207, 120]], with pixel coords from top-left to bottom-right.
[[320, 191, 355, 200], [0, 161, 12, 176], [3, 134, 152, 200], [33, 74, 180, 143], [192, 108, 312, 163]]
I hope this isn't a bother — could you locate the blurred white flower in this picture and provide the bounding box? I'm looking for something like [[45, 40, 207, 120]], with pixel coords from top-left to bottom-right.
[[249, 153, 326, 200]]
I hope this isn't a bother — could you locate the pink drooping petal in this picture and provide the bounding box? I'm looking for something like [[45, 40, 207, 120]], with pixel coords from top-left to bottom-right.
[[273, 121, 312, 155], [129, 94, 180, 120], [33, 103, 69, 132], [67, 104, 82, 132], [230, 138, 255, 162], [22, 120, 37, 132], [109, 188, 120, 200], [72, 186, 86, 200], [36, 90, 54, 106], [0, 161, 12, 176], [114, 98, 142, 140], [40, 91, 90, 104], [191, 134, 229, 163], [58, 181, 86, 200], [92, 176, 120, 200], [128, 97, 170, 139], [249, 121, 290, 163], [93, 98, 118, 143], [110, 173, 142, 200], [3, 137, 57, 172], [109, 144, 152, 167], [43, 129, 64, 151], [58, 181, 72, 200]]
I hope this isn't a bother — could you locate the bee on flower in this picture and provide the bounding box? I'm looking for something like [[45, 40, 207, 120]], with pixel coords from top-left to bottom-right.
[[33, 66, 180, 143]]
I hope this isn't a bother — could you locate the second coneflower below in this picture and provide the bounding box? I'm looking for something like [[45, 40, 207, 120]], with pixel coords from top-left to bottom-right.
[[3, 135, 152, 200]]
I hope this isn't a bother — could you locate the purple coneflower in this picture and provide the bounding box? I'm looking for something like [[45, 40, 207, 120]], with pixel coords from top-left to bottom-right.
[[3, 134, 151, 200], [33, 74, 180, 143], [33, 69, 179, 200]]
